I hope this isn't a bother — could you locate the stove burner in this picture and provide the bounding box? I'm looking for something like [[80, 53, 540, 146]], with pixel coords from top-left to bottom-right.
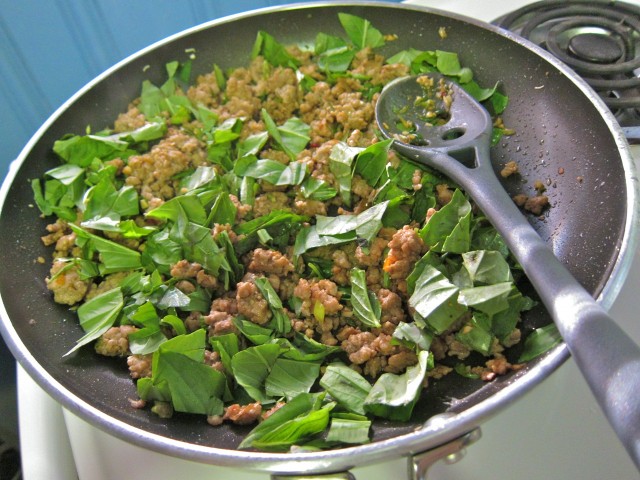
[[568, 33, 623, 64], [493, 0, 640, 140]]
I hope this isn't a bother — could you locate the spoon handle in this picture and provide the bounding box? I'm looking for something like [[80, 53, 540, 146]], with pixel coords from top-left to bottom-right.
[[448, 149, 640, 470]]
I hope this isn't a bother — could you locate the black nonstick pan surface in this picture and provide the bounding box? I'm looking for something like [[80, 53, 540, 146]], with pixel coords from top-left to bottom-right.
[[0, 2, 637, 475]]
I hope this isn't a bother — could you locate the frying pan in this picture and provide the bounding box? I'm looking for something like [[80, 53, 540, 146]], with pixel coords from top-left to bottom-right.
[[0, 2, 637, 478]]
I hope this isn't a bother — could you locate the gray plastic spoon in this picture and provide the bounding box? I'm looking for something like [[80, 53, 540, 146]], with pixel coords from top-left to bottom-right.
[[376, 73, 640, 469]]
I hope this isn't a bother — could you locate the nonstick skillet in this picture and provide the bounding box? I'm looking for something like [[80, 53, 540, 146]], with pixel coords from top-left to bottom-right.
[[0, 2, 637, 478]]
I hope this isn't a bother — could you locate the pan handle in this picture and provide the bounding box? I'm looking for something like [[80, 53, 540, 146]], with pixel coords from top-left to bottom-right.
[[408, 428, 481, 480], [271, 474, 355, 480], [270, 428, 481, 480]]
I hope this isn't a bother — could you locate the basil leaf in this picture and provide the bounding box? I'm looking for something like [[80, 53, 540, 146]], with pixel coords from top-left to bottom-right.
[[338, 13, 385, 49], [458, 282, 513, 317], [492, 291, 536, 340], [518, 324, 562, 362], [255, 276, 292, 335], [364, 350, 430, 421], [300, 177, 337, 201], [146, 195, 207, 225], [71, 225, 142, 274], [273, 334, 341, 362], [392, 321, 433, 351], [151, 330, 226, 415], [65, 287, 124, 356], [238, 132, 269, 158], [233, 317, 275, 345], [349, 268, 381, 328], [329, 142, 362, 206], [408, 264, 467, 334], [316, 33, 355, 73], [354, 139, 392, 187], [231, 343, 281, 403], [315, 201, 388, 245], [235, 155, 307, 186], [419, 189, 472, 253], [326, 417, 371, 445], [241, 393, 333, 451], [53, 134, 128, 167], [293, 225, 355, 257], [462, 250, 514, 285], [319, 362, 371, 415], [252, 30, 300, 68], [265, 358, 321, 399], [456, 317, 494, 356], [261, 109, 311, 160], [207, 191, 237, 226]]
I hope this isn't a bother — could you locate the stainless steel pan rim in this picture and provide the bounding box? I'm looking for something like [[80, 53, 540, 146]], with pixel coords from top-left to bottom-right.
[[0, 1, 638, 474]]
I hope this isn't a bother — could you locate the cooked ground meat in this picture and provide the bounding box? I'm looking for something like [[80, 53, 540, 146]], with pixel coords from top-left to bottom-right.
[[248, 248, 294, 276], [382, 226, 426, 293], [236, 278, 272, 325], [95, 325, 138, 357], [123, 128, 209, 210], [222, 402, 263, 425], [46, 261, 90, 305], [127, 354, 152, 379], [294, 278, 343, 318], [500, 160, 519, 178], [524, 195, 550, 215]]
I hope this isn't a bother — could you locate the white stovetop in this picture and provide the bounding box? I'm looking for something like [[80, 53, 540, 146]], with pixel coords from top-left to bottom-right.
[[18, 1, 640, 479]]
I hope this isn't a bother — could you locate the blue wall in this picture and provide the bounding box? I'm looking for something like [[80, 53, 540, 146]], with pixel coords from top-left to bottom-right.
[[0, 1, 402, 178]]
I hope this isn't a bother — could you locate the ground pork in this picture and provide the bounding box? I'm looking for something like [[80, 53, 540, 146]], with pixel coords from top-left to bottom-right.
[[123, 128, 208, 210], [355, 236, 388, 267], [253, 192, 291, 217], [95, 325, 138, 357], [236, 278, 272, 325], [248, 248, 294, 277], [383, 225, 426, 293], [113, 106, 147, 132], [223, 402, 263, 425], [46, 261, 90, 305], [204, 295, 239, 336], [293, 278, 343, 318], [85, 272, 131, 301], [340, 330, 417, 377], [127, 354, 153, 378]]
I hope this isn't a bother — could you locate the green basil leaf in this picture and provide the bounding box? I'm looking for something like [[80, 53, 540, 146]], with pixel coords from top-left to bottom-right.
[[252, 30, 300, 68], [329, 142, 362, 206], [408, 264, 466, 334], [319, 362, 371, 415], [152, 330, 226, 415], [462, 250, 514, 285], [455, 317, 494, 356], [70, 224, 142, 274], [234, 155, 307, 186], [518, 324, 562, 362], [338, 13, 385, 49], [326, 417, 371, 445], [265, 358, 321, 399], [364, 350, 430, 421], [349, 268, 381, 328], [392, 321, 433, 351], [231, 343, 281, 403], [354, 139, 392, 187], [458, 282, 513, 317], [233, 317, 275, 345], [65, 287, 124, 356], [300, 177, 337, 201], [419, 189, 472, 253]]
